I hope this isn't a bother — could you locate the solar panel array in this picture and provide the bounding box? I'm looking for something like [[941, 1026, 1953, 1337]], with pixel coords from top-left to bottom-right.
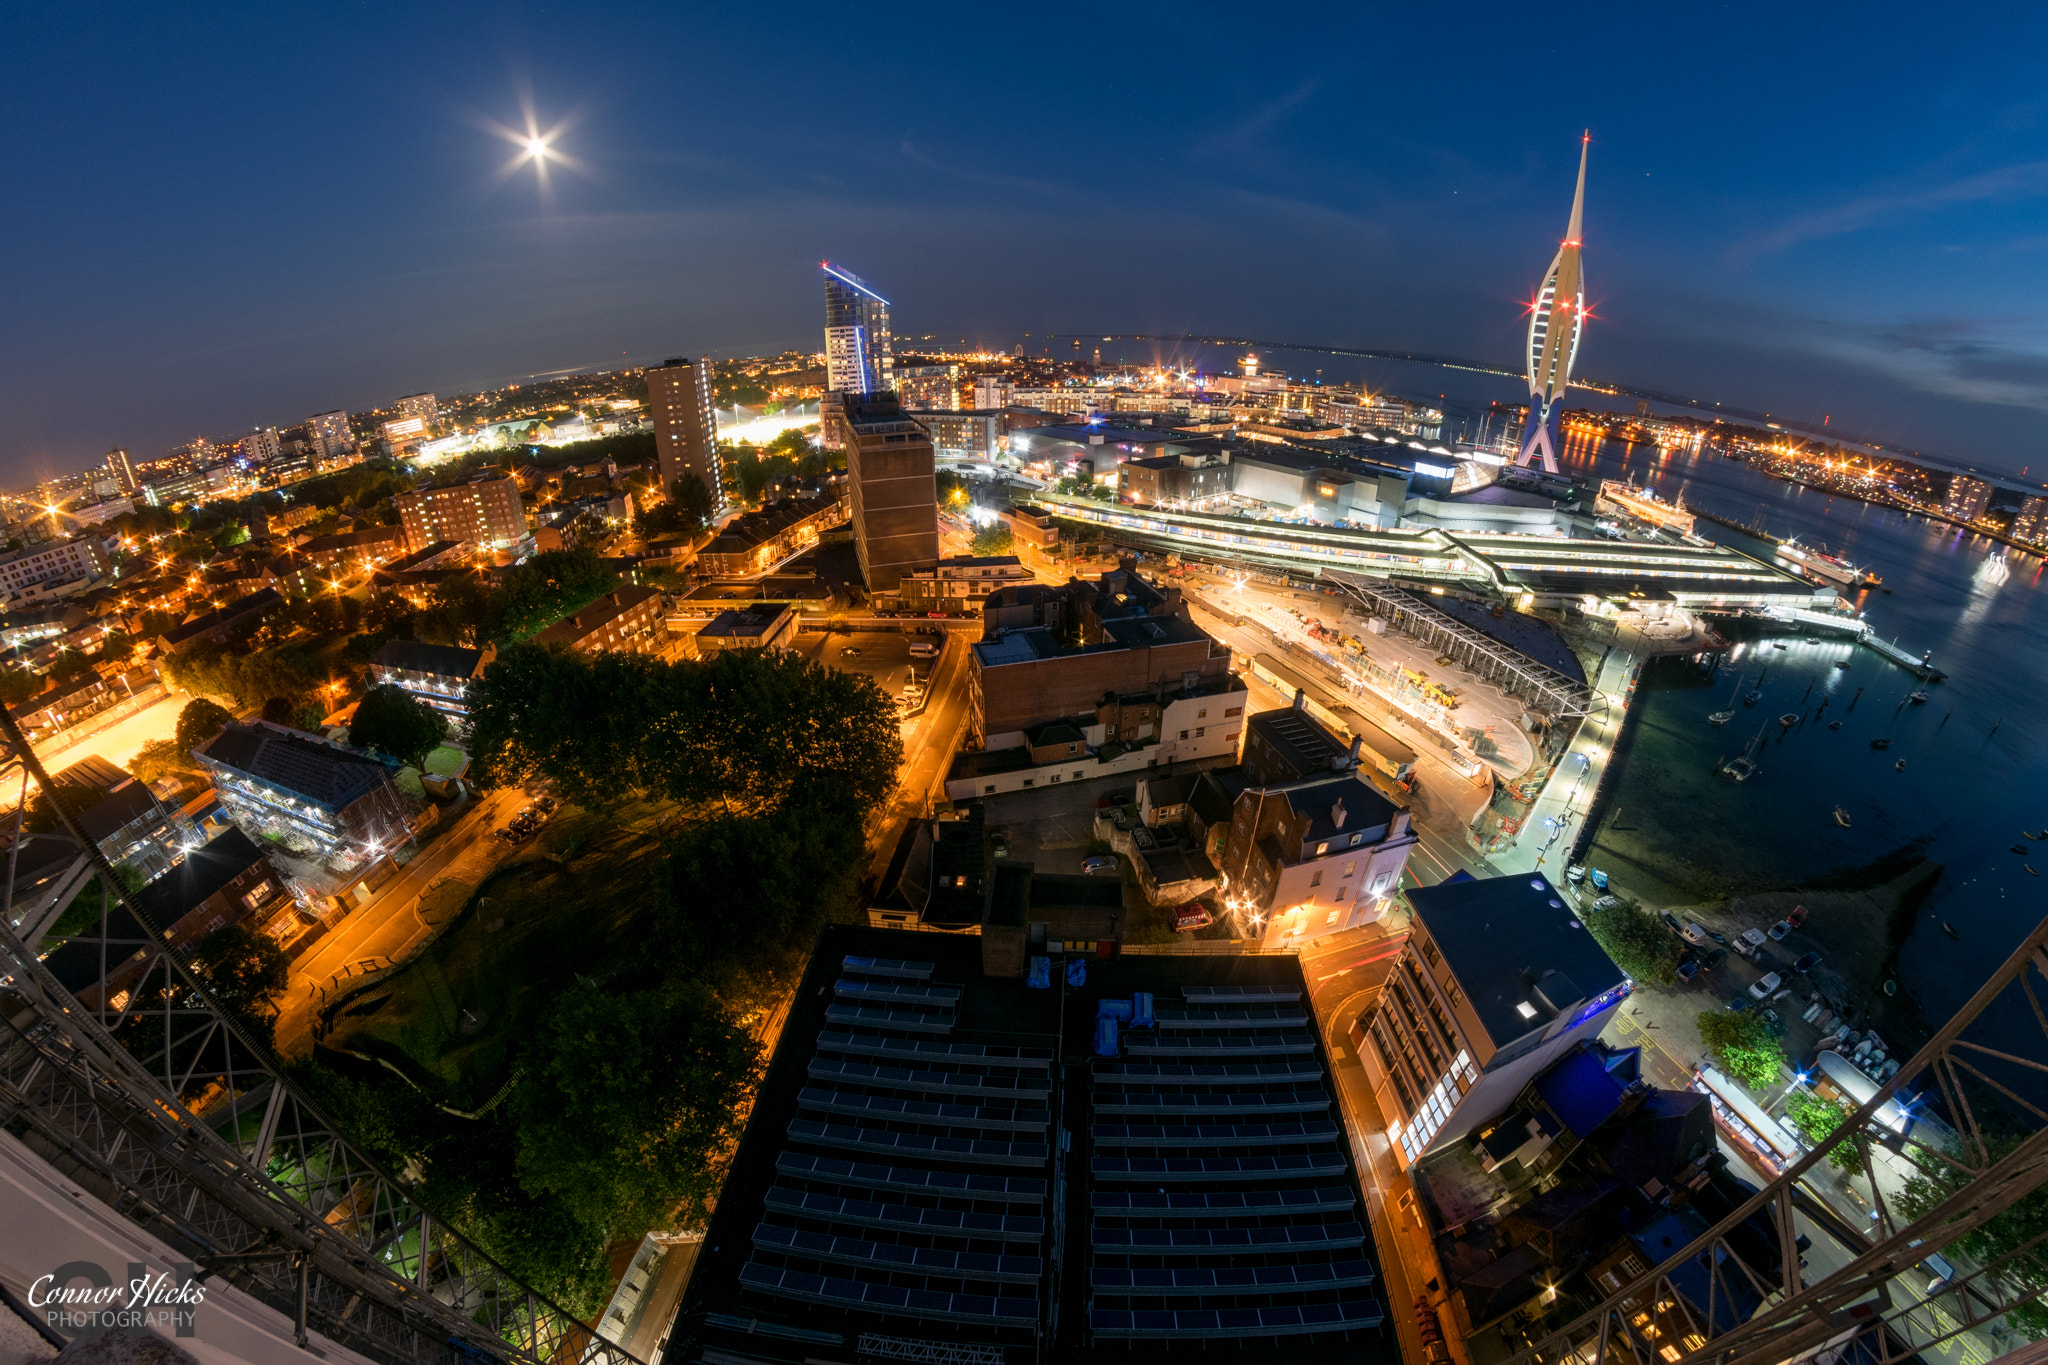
[[741, 956, 1055, 1333], [1087, 984, 1384, 1341]]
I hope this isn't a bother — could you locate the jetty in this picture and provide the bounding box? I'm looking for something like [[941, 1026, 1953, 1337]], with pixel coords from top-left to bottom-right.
[[1712, 605, 1947, 681]]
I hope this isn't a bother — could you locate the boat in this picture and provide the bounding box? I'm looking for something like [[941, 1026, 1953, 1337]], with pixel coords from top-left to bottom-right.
[[2024, 832, 2037, 841], [1943, 922, 1961, 939], [1883, 979, 1897, 997], [1777, 538, 1883, 587], [1708, 709, 1735, 727], [1834, 807, 1851, 827], [1908, 691, 1930, 705], [1720, 723, 1768, 782], [1870, 738, 1892, 750], [2030, 866, 2040, 877], [1835, 660, 1852, 670], [2012, 844, 2029, 855], [1894, 759, 1906, 772], [1743, 689, 1762, 707], [1828, 720, 1843, 730]]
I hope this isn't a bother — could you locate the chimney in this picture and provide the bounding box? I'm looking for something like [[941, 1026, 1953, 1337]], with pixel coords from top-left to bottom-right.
[[1331, 798, 1348, 829], [1292, 688, 1306, 713], [1345, 736, 1362, 771]]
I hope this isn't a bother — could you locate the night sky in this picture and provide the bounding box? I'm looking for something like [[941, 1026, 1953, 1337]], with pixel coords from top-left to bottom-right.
[[10, 2, 2048, 481]]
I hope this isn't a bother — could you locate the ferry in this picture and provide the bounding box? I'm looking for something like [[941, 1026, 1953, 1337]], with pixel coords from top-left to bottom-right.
[[1596, 479, 1696, 535], [1776, 539, 1882, 588]]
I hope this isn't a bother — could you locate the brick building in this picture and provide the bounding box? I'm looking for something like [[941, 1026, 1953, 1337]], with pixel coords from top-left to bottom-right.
[[530, 585, 665, 655], [194, 721, 411, 859], [829, 391, 938, 592], [394, 472, 529, 554], [696, 494, 847, 577], [1216, 772, 1416, 942], [969, 614, 1233, 747]]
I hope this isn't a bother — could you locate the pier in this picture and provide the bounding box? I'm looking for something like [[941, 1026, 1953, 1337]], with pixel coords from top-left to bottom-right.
[[1719, 605, 1948, 681]]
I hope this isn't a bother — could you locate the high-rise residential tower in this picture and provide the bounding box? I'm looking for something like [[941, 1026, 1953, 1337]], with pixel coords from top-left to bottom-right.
[[821, 262, 892, 397], [1943, 474, 1992, 524], [307, 410, 355, 461], [646, 357, 721, 505], [105, 448, 136, 494], [1516, 134, 1591, 475], [827, 391, 937, 592], [395, 392, 439, 425]]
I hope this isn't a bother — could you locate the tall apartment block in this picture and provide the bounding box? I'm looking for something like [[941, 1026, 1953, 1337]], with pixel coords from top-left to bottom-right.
[[821, 263, 892, 396], [243, 426, 281, 463], [829, 392, 938, 592], [394, 472, 529, 554], [307, 410, 355, 461], [395, 392, 439, 425], [105, 448, 136, 494], [1942, 473, 1992, 524], [2012, 493, 2048, 545], [646, 357, 721, 503]]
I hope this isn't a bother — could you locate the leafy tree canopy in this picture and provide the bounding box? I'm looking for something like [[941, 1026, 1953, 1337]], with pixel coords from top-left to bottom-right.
[[174, 697, 236, 757], [970, 522, 1016, 557], [1696, 1009, 1786, 1089], [349, 684, 449, 769], [189, 923, 290, 1048], [1580, 899, 1680, 986]]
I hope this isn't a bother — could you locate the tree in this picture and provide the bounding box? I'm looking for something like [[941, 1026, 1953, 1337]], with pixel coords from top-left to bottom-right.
[[188, 923, 290, 1048], [0, 667, 40, 706], [1580, 899, 1680, 985], [1895, 1136, 2048, 1338], [175, 697, 235, 758], [1696, 1009, 1786, 1089], [349, 684, 449, 769], [1785, 1092, 1866, 1174], [129, 738, 197, 786], [513, 980, 759, 1232], [670, 473, 712, 527], [970, 522, 1015, 557]]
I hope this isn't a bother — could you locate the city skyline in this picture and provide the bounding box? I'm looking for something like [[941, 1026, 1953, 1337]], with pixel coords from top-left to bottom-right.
[[11, 5, 2048, 481]]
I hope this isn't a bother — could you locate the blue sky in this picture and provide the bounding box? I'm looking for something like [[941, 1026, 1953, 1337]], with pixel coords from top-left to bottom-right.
[[8, 1, 2048, 481]]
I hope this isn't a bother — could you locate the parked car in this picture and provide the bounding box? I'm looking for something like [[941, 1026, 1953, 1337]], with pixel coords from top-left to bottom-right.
[[1785, 904, 1809, 929], [840, 646, 862, 657], [1768, 919, 1795, 941], [1793, 952, 1823, 974], [1081, 855, 1118, 873], [1681, 921, 1712, 947], [1735, 928, 1768, 955], [1676, 960, 1702, 984], [990, 832, 1009, 859], [1749, 972, 1784, 1000], [1172, 903, 1214, 933]]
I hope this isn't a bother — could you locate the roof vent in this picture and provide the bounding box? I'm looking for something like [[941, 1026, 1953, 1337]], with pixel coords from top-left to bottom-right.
[[1331, 799, 1348, 830]]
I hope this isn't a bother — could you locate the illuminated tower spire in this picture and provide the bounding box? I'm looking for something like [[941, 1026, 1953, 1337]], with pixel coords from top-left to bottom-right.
[[1516, 133, 1589, 474]]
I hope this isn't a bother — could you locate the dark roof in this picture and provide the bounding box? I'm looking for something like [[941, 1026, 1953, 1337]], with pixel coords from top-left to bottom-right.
[[1267, 773, 1399, 845], [133, 828, 270, 926], [923, 809, 991, 929], [1245, 706, 1352, 778], [695, 602, 794, 640], [1187, 768, 1243, 826], [1429, 596, 1587, 684], [1594, 1088, 1715, 1193], [160, 587, 281, 648], [196, 722, 393, 811], [1405, 872, 1627, 1051], [1534, 1043, 1639, 1139], [371, 639, 486, 679], [73, 779, 164, 847]]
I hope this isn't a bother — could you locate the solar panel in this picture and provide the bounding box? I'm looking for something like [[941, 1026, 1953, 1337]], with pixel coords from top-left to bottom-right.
[[788, 1119, 1048, 1167], [1092, 1087, 1330, 1116], [1090, 1152, 1350, 1182], [1089, 1187, 1355, 1218], [1179, 985, 1302, 1005], [774, 1152, 1045, 1203], [1123, 1032, 1318, 1056], [816, 1032, 1053, 1069], [752, 1223, 1042, 1283], [738, 1262, 1037, 1328], [1154, 1006, 1310, 1030], [762, 1186, 1044, 1242], [808, 1057, 1052, 1101], [823, 1004, 956, 1035], [1094, 1060, 1324, 1086], [1088, 1297, 1384, 1338], [1090, 1259, 1376, 1294], [833, 979, 962, 1006], [1091, 1221, 1366, 1253], [1090, 1119, 1341, 1148], [798, 1087, 1050, 1134], [841, 956, 935, 979]]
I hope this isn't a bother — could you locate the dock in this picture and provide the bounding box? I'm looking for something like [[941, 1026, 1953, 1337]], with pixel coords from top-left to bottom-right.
[[1691, 508, 1782, 545], [1719, 606, 1948, 681]]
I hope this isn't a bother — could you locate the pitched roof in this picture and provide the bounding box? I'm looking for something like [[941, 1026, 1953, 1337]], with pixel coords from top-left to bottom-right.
[[197, 722, 393, 811], [371, 639, 487, 679]]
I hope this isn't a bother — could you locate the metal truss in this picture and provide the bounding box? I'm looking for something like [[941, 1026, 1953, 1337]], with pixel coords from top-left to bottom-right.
[[0, 707, 641, 1365], [1504, 910, 2048, 1365], [1324, 573, 1597, 719]]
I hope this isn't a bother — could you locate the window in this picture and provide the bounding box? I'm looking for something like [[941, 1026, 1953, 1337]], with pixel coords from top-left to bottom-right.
[[1195, 727, 1206, 738], [1326, 907, 1341, 925], [1022, 779, 1034, 788], [1179, 730, 1189, 740], [1197, 708, 1207, 719], [1315, 842, 1328, 856], [1073, 771, 1084, 779], [1310, 870, 1323, 887], [1049, 774, 1060, 782]]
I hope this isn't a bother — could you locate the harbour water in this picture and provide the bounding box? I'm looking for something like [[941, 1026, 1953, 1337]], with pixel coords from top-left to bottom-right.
[[1549, 430, 2048, 1036]]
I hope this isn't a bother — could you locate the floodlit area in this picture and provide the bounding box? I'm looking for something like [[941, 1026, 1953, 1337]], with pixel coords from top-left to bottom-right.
[[35, 690, 184, 774]]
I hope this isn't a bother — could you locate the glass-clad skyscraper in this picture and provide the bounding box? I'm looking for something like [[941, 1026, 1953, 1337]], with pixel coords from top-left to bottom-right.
[[821, 262, 892, 396]]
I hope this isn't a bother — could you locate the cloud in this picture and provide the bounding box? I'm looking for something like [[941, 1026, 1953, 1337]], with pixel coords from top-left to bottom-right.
[[898, 139, 1069, 196], [1739, 159, 2048, 257], [1803, 315, 2048, 414], [1217, 78, 1321, 149]]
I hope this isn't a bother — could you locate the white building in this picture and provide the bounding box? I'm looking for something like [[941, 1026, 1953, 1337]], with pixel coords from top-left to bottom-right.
[[307, 410, 355, 461]]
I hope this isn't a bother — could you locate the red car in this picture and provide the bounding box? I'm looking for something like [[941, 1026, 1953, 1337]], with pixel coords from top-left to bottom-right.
[[1172, 903, 1214, 933]]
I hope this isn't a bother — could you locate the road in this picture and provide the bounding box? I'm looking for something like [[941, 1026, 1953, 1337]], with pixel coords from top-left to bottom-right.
[[272, 786, 526, 1055]]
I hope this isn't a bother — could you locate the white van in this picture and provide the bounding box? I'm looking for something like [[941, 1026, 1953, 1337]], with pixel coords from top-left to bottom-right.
[[908, 641, 939, 658]]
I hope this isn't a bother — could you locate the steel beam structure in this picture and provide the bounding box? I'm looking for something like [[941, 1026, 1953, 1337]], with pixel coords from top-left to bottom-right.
[[1325, 573, 1596, 720], [1502, 911, 2048, 1365], [0, 706, 642, 1365]]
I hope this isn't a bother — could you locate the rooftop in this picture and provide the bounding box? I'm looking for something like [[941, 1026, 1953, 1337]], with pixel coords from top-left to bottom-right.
[[695, 602, 794, 641], [371, 639, 488, 679], [1405, 872, 1627, 1050], [530, 585, 663, 647], [196, 722, 393, 812]]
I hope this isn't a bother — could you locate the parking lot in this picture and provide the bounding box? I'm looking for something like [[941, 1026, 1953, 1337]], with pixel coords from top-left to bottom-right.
[[792, 631, 932, 693]]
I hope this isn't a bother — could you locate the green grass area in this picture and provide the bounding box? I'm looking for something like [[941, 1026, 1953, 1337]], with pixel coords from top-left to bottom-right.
[[325, 802, 675, 1100], [422, 744, 466, 775]]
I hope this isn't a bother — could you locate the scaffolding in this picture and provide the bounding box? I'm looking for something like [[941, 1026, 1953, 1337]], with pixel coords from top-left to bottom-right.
[[0, 705, 644, 1365], [1502, 909, 2048, 1365], [1324, 572, 1596, 720]]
